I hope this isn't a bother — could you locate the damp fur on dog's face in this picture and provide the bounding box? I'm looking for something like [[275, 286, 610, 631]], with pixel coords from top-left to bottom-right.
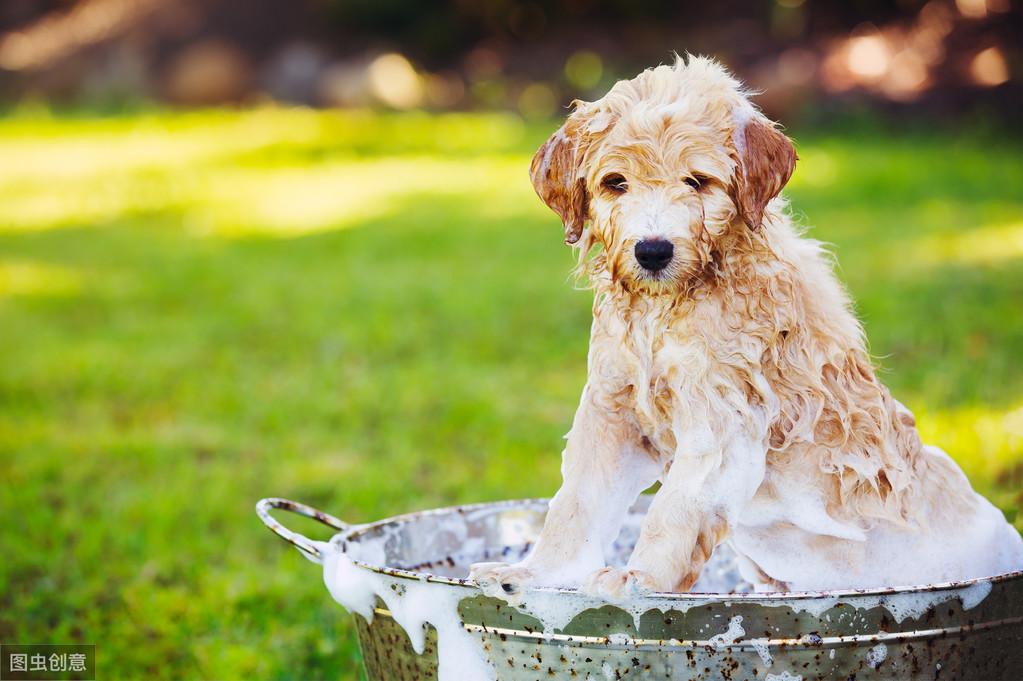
[[585, 108, 737, 294], [530, 55, 796, 296]]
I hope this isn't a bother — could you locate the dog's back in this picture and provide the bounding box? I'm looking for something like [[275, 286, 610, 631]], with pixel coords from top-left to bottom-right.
[[723, 218, 1023, 590]]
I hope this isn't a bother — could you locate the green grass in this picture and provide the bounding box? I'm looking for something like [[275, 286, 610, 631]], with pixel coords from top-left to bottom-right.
[[0, 108, 1020, 680]]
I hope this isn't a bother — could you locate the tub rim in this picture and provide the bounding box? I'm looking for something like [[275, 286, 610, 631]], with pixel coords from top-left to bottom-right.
[[326, 496, 1023, 602]]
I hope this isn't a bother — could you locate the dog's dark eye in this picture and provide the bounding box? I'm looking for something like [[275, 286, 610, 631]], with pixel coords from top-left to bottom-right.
[[601, 173, 628, 194], [685, 175, 707, 190]]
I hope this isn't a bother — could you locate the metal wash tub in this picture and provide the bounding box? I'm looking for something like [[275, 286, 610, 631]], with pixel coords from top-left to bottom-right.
[[257, 496, 1023, 680]]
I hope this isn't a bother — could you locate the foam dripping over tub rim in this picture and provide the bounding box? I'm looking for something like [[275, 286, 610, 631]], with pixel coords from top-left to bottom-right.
[[312, 500, 1010, 681]]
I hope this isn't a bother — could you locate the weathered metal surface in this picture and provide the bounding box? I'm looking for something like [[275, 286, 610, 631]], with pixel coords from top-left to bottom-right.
[[258, 497, 1023, 680]]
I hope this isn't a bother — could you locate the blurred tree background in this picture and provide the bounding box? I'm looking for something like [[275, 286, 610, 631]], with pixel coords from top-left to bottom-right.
[[0, 1, 1020, 680], [0, 0, 1019, 120]]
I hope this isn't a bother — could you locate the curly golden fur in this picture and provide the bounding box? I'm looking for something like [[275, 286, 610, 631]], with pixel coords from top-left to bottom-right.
[[472, 56, 1022, 598]]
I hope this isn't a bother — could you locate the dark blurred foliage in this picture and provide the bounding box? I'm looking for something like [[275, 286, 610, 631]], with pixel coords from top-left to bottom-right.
[[0, 0, 1018, 126], [319, 0, 862, 65]]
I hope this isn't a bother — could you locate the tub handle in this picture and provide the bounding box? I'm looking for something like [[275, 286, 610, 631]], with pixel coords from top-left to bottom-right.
[[256, 497, 349, 564]]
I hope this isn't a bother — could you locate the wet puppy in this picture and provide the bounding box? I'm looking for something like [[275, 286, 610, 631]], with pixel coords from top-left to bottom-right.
[[472, 56, 1023, 601]]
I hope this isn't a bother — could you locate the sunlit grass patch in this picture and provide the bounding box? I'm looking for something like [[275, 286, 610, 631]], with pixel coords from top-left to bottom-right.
[[0, 259, 82, 297], [916, 402, 1023, 522], [0, 156, 540, 235], [0, 108, 541, 235], [186, 156, 539, 237], [917, 403, 1023, 477], [913, 220, 1023, 267], [0, 107, 530, 181]]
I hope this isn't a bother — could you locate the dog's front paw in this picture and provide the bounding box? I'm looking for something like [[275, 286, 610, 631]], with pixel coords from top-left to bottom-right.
[[583, 567, 658, 603], [469, 562, 536, 605]]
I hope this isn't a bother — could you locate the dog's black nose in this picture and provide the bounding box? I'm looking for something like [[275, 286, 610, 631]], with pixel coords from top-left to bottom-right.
[[635, 240, 674, 272]]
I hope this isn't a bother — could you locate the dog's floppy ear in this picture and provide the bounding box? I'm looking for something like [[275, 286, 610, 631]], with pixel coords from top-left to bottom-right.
[[529, 109, 615, 244], [731, 110, 797, 231]]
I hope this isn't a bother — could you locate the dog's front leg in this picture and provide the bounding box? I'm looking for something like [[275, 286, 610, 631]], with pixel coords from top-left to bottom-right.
[[471, 386, 660, 602], [586, 424, 767, 599]]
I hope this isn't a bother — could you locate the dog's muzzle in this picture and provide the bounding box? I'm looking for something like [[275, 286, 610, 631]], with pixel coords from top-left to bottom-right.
[[635, 239, 674, 272]]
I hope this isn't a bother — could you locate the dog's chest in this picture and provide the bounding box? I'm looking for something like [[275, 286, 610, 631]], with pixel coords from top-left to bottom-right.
[[594, 314, 712, 439]]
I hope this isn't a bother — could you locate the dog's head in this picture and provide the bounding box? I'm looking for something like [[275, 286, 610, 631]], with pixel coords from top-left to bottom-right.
[[531, 56, 796, 294]]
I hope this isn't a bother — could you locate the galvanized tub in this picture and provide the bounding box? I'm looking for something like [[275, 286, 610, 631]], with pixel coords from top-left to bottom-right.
[[257, 496, 1023, 680]]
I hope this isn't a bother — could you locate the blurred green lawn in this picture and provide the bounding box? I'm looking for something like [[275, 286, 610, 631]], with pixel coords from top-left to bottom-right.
[[0, 108, 1020, 680]]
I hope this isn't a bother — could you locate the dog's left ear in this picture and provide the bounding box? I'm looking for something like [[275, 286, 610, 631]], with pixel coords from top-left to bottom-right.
[[529, 108, 615, 244], [732, 111, 797, 231]]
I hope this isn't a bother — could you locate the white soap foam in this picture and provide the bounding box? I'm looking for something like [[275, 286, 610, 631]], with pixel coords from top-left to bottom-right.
[[321, 542, 495, 681], [765, 672, 803, 681], [733, 451, 1023, 594], [510, 585, 668, 638], [959, 580, 993, 609], [842, 580, 992, 624], [708, 615, 745, 648], [749, 637, 773, 666], [321, 542, 378, 621], [514, 588, 605, 639], [866, 642, 887, 669], [759, 578, 993, 625], [761, 595, 840, 618]]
